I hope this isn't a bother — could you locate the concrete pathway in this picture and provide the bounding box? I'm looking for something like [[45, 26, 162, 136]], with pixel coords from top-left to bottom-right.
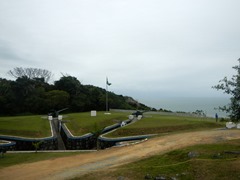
[[51, 118, 66, 150]]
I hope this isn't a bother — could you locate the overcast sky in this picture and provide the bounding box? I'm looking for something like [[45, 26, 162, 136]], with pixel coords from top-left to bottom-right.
[[0, 0, 239, 108]]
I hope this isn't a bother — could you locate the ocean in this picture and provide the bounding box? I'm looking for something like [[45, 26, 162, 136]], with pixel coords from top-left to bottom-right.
[[142, 97, 230, 118]]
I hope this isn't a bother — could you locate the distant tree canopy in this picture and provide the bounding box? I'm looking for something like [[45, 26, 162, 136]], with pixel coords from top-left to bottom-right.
[[213, 58, 240, 122], [8, 67, 53, 83], [0, 68, 151, 115]]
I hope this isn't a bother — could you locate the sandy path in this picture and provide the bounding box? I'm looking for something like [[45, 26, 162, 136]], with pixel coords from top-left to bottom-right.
[[0, 129, 239, 180]]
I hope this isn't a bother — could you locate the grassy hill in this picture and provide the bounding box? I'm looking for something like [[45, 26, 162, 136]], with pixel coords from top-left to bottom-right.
[[105, 113, 223, 137], [0, 112, 223, 138], [64, 112, 130, 136], [80, 139, 240, 180], [0, 115, 51, 138]]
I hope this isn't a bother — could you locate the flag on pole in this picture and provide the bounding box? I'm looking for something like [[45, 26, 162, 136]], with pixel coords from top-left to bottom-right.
[[106, 77, 111, 86]]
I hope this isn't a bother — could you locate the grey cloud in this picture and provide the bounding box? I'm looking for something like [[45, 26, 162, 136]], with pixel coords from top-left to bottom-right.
[[0, 41, 24, 62], [0, 0, 239, 107]]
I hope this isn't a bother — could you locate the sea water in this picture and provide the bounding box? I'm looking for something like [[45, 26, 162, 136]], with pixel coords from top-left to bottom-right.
[[142, 97, 230, 118]]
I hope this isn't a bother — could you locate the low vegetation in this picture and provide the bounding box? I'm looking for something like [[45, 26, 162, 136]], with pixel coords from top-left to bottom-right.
[[79, 139, 240, 180], [65, 112, 130, 136], [0, 115, 51, 138], [0, 152, 82, 169], [106, 114, 223, 137]]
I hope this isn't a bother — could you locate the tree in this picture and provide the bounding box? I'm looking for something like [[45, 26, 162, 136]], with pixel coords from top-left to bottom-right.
[[1, 71, 152, 115], [192, 110, 206, 117], [11, 76, 49, 114], [32, 141, 43, 153], [55, 76, 87, 111], [0, 78, 17, 115], [213, 59, 240, 122], [54, 76, 82, 96], [45, 90, 70, 110], [24, 87, 47, 114], [8, 67, 53, 83]]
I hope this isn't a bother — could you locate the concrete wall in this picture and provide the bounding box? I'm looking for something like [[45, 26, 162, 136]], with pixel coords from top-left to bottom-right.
[[98, 134, 154, 149], [0, 121, 57, 151], [0, 141, 16, 151], [98, 119, 148, 149], [60, 119, 132, 150], [101, 119, 132, 134], [60, 124, 96, 150], [0, 135, 58, 150], [0, 116, 149, 150], [98, 118, 152, 149]]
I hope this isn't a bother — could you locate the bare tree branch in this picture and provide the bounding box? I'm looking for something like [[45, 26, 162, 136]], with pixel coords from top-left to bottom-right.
[[8, 67, 53, 83]]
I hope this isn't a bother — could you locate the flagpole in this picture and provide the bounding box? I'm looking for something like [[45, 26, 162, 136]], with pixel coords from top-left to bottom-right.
[[106, 77, 108, 112], [105, 77, 111, 113]]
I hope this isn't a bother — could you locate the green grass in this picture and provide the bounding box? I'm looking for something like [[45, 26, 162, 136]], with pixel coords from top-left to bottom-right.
[[0, 115, 51, 138], [65, 112, 130, 136], [0, 112, 222, 138], [79, 139, 240, 180], [0, 152, 83, 169], [106, 114, 224, 137]]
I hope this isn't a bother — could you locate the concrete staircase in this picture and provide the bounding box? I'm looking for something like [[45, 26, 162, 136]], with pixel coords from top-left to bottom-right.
[[51, 118, 66, 150]]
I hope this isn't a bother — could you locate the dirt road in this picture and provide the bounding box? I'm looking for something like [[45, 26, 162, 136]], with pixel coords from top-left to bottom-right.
[[0, 129, 239, 180]]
